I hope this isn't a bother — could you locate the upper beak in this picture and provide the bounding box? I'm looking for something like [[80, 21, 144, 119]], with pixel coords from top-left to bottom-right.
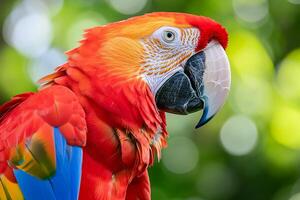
[[155, 40, 231, 128]]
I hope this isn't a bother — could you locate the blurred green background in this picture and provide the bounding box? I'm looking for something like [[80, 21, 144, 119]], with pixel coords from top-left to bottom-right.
[[1, 0, 300, 199]]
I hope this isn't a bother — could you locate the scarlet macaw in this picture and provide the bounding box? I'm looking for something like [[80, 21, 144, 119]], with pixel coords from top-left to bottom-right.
[[0, 12, 230, 200]]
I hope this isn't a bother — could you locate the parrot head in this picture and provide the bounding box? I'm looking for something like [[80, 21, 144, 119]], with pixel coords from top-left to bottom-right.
[[65, 12, 230, 129]]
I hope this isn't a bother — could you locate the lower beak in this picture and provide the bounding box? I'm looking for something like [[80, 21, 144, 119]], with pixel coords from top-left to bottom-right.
[[155, 40, 231, 128]]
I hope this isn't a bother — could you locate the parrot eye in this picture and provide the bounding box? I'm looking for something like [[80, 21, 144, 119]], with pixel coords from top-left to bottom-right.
[[151, 26, 180, 45], [162, 30, 176, 43]]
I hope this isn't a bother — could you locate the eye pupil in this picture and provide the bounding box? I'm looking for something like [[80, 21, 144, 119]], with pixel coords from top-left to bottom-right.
[[167, 32, 173, 38]]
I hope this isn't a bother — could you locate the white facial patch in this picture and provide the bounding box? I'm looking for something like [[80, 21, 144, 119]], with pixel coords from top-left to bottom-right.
[[140, 26, 200, 95]]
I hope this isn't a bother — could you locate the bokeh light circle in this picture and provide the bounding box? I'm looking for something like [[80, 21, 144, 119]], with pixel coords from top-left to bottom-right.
[[108, 0, 148, 15], [232, 78, 273, 116], [3, 10, 52, 58], [162, 136, 199, 174], [271, 104, 300, 149], [290, 193, 300, 200], [220, 115, 258, 156], [277, 49, 300, 103], [233, 0, 269, 24]]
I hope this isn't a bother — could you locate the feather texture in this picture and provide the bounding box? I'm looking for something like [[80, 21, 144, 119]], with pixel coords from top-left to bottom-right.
[[14, 128, 83, 200], [0, 85, 87, 199], [0, 172, 24, 200], [10, 124, 56, 179]]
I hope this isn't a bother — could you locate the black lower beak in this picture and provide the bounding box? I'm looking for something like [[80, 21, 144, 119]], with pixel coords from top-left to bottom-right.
[[155, 52, 205, 115]]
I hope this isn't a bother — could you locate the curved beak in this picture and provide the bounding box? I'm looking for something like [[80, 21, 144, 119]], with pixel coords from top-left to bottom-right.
[[155, 40, 231, 128]]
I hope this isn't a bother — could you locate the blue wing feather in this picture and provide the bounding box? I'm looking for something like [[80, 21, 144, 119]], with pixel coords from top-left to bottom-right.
[[14, 128, 83, 200]]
